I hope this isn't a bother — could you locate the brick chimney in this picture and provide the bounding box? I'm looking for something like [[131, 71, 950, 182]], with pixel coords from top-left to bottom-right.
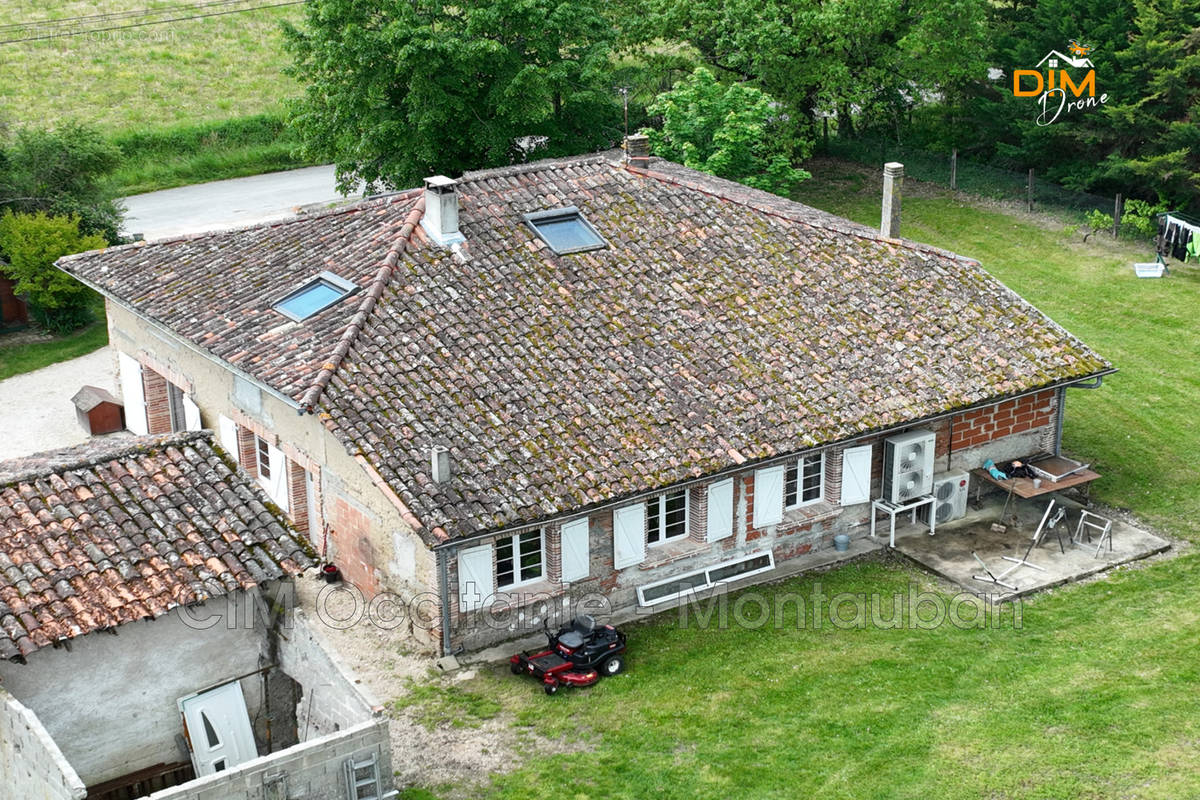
[[881, 162, 904, 238], [421, 175, 465, 247], [626, 134, 650, 169]]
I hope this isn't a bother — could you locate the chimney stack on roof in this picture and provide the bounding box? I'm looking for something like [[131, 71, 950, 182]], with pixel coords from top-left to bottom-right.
[[421, 175, 466, 247], [881, 162, 904, 239], [431, 445, 451, 483], [626, 134, 651, 169]]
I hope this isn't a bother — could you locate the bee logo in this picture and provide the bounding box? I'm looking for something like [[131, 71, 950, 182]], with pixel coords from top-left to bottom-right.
[[1068, 40, 1093, 57]]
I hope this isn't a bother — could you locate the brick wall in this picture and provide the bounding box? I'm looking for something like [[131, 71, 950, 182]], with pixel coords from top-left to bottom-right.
[[288, 461, 311, 536], [0, 690, 85, 800], [950, 390, 1057, 450], [236, 426, 259, 475], [329, 492, 382, 596], [142, 367, 172, 435]]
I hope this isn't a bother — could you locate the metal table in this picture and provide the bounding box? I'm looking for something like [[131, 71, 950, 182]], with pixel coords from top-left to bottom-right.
[[870, 495, 936, 547]]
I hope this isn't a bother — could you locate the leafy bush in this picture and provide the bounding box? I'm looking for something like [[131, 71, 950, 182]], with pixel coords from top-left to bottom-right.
[[0, 123, 123, 242], [0, 211, 106, 334], [1121, 199, 1167, 240], [644, 68, 810, 197]]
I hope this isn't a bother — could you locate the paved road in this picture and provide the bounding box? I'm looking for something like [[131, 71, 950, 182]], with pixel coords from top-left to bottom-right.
[[122, 164, 359, 240], [0, 349, 120, 461]]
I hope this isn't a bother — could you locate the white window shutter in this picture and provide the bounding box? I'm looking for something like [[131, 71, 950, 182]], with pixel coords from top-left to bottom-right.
[[263, 442, 290, 513], [612, 503, 646, 569], [706, 479, 734, 542], [457, 544, 494, 612], [840, 445, 873, 505], [217, 415, 240, 463], [183, 394, 202, 431], [753, 466, 784, 528], [118, 352, 148, 435], [560, 518, 590, 583]]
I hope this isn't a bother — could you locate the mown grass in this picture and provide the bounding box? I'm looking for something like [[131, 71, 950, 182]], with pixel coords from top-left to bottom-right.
[[791, 159, 1200, 544], [0, 297, 108, 380], [0, 0, 303, 131], [394, 159, 1200, 799]]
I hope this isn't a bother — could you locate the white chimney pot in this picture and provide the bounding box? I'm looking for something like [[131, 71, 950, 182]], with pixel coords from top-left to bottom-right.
[[421, 175, 465, 247]]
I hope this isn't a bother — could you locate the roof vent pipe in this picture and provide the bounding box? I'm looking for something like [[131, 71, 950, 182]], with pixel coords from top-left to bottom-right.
[[431, 445, 451, 483], [421, 176, 466, 247], [881, 162, 904, 238]]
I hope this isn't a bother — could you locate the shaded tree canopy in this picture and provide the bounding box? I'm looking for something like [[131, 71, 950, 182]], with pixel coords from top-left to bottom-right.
[[284, 0, 623, 192]]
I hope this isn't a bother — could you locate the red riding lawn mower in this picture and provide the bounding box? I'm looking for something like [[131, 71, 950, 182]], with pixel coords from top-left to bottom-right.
[[509, 614, 627, 695]]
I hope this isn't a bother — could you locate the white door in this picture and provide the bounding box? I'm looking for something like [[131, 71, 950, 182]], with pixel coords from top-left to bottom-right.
[[178, 682, 257, 777]]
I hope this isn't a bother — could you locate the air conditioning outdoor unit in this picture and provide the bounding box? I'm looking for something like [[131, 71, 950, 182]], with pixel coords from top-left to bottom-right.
[[919, 471, 970, 525], [881, 429, 936, 504]]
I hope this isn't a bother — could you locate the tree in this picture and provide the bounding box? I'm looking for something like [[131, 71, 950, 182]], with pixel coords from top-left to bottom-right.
[[0, 124, 123, 242], [644, 68, 810, 196], [283, 0, 623, 192], [640, 0, 989, 140], [0, 211, 106, 333]]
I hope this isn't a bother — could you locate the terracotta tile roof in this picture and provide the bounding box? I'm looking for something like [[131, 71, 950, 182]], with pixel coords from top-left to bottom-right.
[[60, 192, 423, 402], [58, 153, 1111, 544], [0, 432, 314, 661], [320, 155, 1110, 540]]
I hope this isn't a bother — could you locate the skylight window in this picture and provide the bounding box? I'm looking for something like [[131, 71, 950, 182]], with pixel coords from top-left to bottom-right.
[[524, 206, 607, 255], [273, 271, 358, 321]]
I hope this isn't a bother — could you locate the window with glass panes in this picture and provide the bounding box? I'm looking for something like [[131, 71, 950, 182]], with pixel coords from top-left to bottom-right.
[[646, 490, 688, 544], [785, 453, 824, 508], [496, 530, 543, 588]]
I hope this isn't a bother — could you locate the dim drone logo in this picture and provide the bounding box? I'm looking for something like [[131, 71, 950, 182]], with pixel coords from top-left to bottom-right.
[[1012, 40, 1109, 126]]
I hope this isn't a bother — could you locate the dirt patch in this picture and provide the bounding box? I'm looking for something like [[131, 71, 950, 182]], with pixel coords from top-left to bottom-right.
[[294, 577, 588, 796]]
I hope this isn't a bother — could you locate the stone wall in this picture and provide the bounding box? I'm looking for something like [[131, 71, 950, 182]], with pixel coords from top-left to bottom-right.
[[0, 689, 86, 800]]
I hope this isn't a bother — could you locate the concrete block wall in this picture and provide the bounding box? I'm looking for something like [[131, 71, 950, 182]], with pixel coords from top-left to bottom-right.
[[278, 611, 382, 742], [0, 690, 86, 800], [140, 719, 392, 800]]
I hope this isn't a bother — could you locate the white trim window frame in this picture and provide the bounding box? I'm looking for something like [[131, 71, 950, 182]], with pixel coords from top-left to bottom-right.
[[646, 489, 688, 546], [255, 435, 272, 482], [785, 452, 825, 509], [495, 529, 544, 590]]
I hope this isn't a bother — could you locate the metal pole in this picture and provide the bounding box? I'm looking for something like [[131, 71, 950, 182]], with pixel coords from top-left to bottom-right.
[[1113, 193, 1123, 238], [950, 149, 957, 190], [1027, 168, 1034, 211]]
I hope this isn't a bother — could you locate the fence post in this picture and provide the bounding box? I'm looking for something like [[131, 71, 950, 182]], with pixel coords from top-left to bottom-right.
[[1113, 193, 1123, 238], [950, 149, 957, 190], [1027, 169, 1034, 212]]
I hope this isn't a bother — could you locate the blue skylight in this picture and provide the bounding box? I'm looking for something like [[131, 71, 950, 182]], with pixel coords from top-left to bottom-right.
[[273, 272, 357, 321], [524, 206, 607, 255]]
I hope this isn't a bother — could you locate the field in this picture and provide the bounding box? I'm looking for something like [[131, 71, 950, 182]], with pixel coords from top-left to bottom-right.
[[391, 159, 1200, 799], [0, 0, 303, 131]]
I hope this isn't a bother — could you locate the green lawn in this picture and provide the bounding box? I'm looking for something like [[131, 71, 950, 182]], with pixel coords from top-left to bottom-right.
[[0, 296, 108, 380], [396, 159, 1200, 799], [0, 1, 303, 131]]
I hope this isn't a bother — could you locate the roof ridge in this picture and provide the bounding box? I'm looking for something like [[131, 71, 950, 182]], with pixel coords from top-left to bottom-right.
[[59, 189, 423, 264], [458, 152, 612, 184], [0, 430, 213, 487], [298, 194, 427, 411], [625, 160, 978, 265]]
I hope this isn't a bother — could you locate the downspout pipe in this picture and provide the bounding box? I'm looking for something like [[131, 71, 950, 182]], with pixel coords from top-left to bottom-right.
[[1057, 374, 1107, 455], [437, 548, 453, 657]]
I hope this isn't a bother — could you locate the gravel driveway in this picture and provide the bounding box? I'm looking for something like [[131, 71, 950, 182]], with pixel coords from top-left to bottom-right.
[[0, 349, 119, 461]]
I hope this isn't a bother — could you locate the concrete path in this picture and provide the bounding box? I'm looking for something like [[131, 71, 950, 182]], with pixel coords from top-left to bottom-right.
[[121, 164, 359, 240], [0, 349, 118, 461]]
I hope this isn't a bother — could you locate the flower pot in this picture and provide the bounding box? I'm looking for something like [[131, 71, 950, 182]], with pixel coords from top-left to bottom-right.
[[321, 564, 341, 584]]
